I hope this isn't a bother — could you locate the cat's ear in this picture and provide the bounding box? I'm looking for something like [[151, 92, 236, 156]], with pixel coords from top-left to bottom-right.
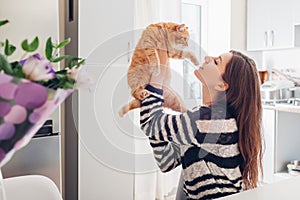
[[177, 24, 186, 32]]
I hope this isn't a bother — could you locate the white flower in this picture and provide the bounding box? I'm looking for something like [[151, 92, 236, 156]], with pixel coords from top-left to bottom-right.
[[21, 53, 56, 81], [67, 67, 93, 89]]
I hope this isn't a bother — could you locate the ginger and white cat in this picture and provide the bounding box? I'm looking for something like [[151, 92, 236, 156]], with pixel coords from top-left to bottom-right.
[[119, 22, 199, 117]]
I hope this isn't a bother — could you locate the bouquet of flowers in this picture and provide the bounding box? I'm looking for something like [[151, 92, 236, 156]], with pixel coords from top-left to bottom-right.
[[0, 19, 90, 167]]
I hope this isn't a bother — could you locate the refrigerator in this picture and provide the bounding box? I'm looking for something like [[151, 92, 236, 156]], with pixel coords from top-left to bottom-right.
[[0, 0, 62, 192]]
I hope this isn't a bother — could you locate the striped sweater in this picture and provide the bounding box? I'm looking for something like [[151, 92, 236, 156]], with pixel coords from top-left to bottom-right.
[[140, 85, 244, 200]]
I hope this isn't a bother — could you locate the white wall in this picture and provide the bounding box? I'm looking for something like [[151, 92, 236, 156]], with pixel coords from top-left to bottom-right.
[[263, 48, 300, 72], [206, 0, 231, 55], [231, 0, 246, 51]]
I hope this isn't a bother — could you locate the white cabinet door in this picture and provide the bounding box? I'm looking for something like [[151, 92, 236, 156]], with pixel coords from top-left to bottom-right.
[[292, 0, 300, 24], [78, 0, 135, 199], [247, 0, 269, 51], [247, 0, 294, 51], [261, 108, 275, 183], [268, 0, 294, 49]]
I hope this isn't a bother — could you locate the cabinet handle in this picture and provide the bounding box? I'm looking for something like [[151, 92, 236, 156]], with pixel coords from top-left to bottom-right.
[[270, 30, 274, 47], [264, 31, 268, 47], [69, 0, 74, 22]]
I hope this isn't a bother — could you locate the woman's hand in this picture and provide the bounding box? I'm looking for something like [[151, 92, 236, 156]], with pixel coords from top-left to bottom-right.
[[149, 50, 168, 89]]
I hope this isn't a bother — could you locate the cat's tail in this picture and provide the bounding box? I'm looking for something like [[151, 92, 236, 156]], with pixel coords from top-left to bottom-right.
[[118, 99, 141, 117]]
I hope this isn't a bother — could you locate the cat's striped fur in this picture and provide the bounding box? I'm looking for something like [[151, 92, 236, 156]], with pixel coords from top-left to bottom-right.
[[119, 22, 199, 117]]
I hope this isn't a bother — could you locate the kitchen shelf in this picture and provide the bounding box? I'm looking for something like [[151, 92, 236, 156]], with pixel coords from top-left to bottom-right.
[[262, 106, 300, 184]]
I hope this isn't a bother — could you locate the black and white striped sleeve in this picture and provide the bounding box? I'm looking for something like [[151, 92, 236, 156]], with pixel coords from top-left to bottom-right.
[[140, 85, 198, 145], [148, 137, 181, 172]]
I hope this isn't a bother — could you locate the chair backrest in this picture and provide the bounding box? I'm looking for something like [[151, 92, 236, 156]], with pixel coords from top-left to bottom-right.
[[0, 175, 62, 200]]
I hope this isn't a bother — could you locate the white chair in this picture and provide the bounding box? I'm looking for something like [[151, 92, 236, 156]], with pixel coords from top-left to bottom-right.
[[0, 175, 63, 200]]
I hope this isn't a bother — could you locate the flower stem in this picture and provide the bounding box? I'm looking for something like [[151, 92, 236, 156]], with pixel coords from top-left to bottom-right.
[[20, 52, 28, 60]]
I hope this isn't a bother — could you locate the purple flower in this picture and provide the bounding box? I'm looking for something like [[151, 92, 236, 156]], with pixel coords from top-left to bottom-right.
[[21, 53, 56, 81]]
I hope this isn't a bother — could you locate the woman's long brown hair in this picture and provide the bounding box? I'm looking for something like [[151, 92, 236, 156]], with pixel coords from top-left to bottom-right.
[[222, 50, 263, 189]]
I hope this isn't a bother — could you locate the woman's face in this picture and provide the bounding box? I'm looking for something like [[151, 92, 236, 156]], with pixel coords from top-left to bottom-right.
[[194, 52, 233, 88]]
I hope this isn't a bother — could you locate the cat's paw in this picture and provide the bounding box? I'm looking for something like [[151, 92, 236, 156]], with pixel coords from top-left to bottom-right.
[[183, 51, 199, 66], [190, 56, 199, 66], [139, 89, 151, 100], [133, 88, 150, 100]]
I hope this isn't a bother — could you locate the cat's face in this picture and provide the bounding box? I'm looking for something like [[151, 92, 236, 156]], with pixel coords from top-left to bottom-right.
[[167, 23, 190, 50], [157, 23, 190, 57], [148, 22, 190, 51]]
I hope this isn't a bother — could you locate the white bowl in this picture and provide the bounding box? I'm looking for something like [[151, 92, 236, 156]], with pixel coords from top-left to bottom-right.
[[287, 163, 300, 176]]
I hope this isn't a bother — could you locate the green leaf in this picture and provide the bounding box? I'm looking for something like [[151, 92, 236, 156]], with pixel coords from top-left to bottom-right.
[[67, 57, 85, 68], [54, 38, 71, 49], [0, 54, 13, 74], [11, 61, 26, 78], [56, 73, 67, 78], [21, 37, 39, 52], [4, 39, 16, 56], [40, 77, 60, 89], [63, 81, 75, 89], [50, 55, 72, 63], [45, 37, 53, 60], [10, 61, 21, 70], [67, 57, 79, 68], [55, 69, 68, 75], [76, 58, 85, 67], [0, 41, 4, 47], [0, 20, 9, 27]]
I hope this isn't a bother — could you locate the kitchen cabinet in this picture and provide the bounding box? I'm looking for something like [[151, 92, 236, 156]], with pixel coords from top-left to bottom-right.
[[293, 0, 300, 47], [261, 106, 300, 184], [261, 108, 276, 183], [247, 0, 269, 51], [275, 111, 300, 173], [247, 0, 294, 51], [293, 0, 300, 24], [2, 136, 61, 190]]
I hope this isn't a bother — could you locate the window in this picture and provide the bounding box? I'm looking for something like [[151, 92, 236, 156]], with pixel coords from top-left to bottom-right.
[[181, 0, 207, 100]]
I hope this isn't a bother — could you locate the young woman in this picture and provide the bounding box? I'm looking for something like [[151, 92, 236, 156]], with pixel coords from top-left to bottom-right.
[[139, 50, 263, 199]]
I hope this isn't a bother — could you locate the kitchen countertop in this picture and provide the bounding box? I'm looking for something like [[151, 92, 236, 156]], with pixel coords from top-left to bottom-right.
[[263, 103, 300, 114], [220, 175, 300, 200]]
